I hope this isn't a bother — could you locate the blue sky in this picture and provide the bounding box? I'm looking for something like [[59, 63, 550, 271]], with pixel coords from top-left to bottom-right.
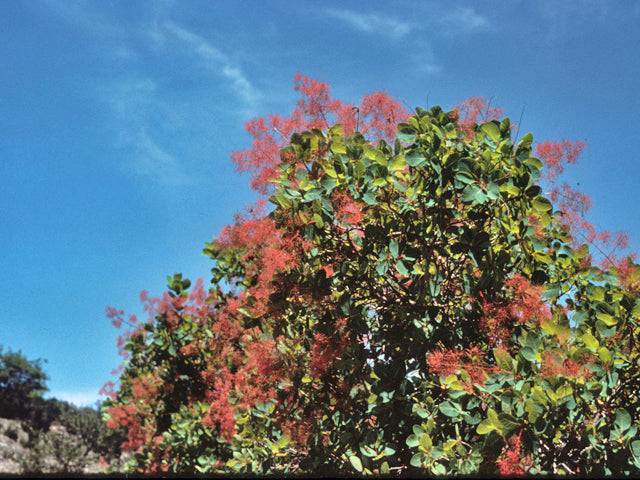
[[1, 0, 639, 406]]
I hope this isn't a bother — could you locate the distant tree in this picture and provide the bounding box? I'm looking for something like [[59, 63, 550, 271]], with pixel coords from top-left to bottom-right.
[[0, 347, 126, 474], [0, 347, 48, 421], [56, 400, 124, 459]]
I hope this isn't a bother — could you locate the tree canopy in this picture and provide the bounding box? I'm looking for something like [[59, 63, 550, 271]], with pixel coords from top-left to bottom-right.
[[102, 75, 640, 476], [0, 347, 48, 421]]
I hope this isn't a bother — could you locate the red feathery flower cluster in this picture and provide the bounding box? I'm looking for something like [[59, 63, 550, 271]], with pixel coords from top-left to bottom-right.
[[426, 346, 502, 390], [105, 403, 145, 451], [610, 255, 640, 292], [505, 275, 552, 325], [309, 319, 350, 379], [232, 74, 406, 194], [331, 190, 364, 226], [480, 274, 551, 346], [359, 92, 409, 141], [217, 202, 299, 316], [539, 350, 593, 380], [454, 96, 503, 138], [536, 140, 585, 180], [496, 432, 531, 476], [131, 374, 160, 401]]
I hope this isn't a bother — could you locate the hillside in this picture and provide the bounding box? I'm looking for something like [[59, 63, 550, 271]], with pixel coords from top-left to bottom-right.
[[0, 416, 117, 474]]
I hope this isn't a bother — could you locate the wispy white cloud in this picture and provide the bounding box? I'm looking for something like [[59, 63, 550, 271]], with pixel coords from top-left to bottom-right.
[[441, 7, 490, 33], [325, 6, 490, 40], [34, 2, 260, 186], [325, 8, 443, 74], [162, 22, 261, 113], [164, 22, 226, 62], [323, 6, 489, 75], [130, 130, 192, 186], [221, 65, 260, 107], [104, 78, 193, 186], [103, 22, 262, 184], [534, 0, 610, 43], [415, 47, 442, 75], [325, 8, 414, 39]]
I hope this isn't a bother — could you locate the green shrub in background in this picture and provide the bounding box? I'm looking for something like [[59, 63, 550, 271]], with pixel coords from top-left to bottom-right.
[[0, 346, 125, 473], [0, 347, 48, 422]]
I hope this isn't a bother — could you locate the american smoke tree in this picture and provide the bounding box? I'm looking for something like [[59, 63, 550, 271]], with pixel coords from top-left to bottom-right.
[[102, 75, 640, 476]]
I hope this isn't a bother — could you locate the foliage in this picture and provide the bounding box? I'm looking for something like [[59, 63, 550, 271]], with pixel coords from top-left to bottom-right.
[[56, 400, 124, 459], [0, 346, 124, 473], [0, 347, 48, 422], [19, 428, 89, 474], [103, 75, 640, 476], [12, 401, 125, 474]]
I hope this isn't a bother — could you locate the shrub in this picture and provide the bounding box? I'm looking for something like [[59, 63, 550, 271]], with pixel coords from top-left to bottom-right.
[[103, 75, 640, 476], [18, 429, 88, 474], [56, 400, 123, 459]]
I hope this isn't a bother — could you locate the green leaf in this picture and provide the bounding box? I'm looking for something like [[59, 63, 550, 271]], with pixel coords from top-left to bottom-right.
[[364, 146, 387, 165], [376, 262, 388, 276], [590, 285, 605, 302], [518, 132, 533, 147], [374, 178, 389, 188], [360, 445, 377, 458], [478, 408, 503, 435], [525, 399, 543, 423], [414, 406, 429, 419], [395, 260, 409, 276], [330, 140, 347, 155], [328, 123, 344, 137], [406, 150, 427, 167], [486, 182, 499, 200], [520, 347, 537, 362], [312, 213, 324, 227], [596, 312, 617, 326], [582, 330, 599, 351], [419, 434, 432, 451], [455, 172, 475, 186], [532, 196, 552, 213], [615, 408, 632, 431], [303, 189, 322, 202], [412, 262, 425, 275], [476, 419, 495, 435], [499, 183, 520, 197], [389, 239, 399, 258], [389, 155, 406, 172], [397, 124, 417, 143], [555, 383, 573, 399], [362, 192, 377, 205], [493, 348, 513, 370], [406, 434, 420, 448], [410, 453, 423, 467], [480, 122, 500, 143], [488, 408, 501, 425], [523, 157, 543, 171], [461, 184, 487, 205], [631, 440, 640, 461], [439, 401, 461, 418], [349, 455, 363, 472]]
